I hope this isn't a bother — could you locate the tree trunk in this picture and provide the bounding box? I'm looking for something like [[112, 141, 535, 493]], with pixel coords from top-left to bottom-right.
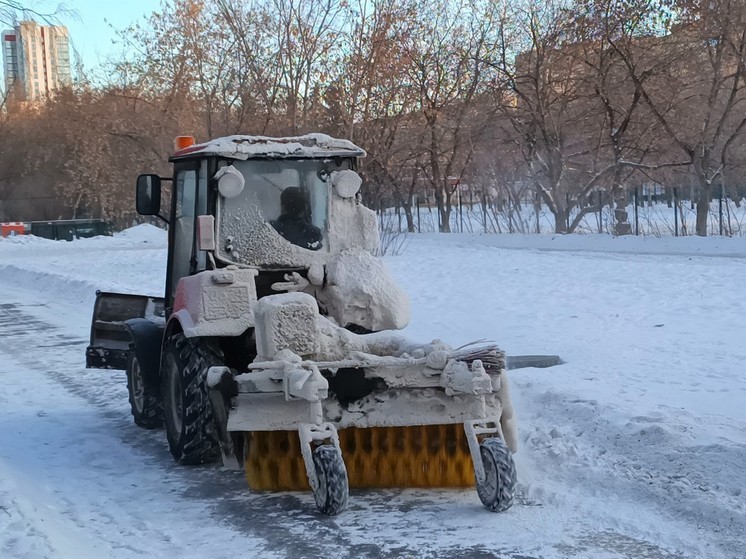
[[554, 209, 568, 234], [443, 190, 454, 232], [695, 189, 710, 236], [436, 188, 451, 232], [613, 186, 632, 236], [403, 204, 415, 233], [439, 205, 451, 232]]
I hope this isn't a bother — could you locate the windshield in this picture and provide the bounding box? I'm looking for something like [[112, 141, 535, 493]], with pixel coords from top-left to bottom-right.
[[217, 158, 352, 267]]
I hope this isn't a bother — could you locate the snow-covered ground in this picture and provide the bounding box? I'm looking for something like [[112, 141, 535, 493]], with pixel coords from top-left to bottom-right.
[[1, 226, 744, 559]]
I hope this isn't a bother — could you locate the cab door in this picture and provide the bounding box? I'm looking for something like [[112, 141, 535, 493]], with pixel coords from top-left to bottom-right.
[[165, 159, 212, 309], [166, 164, 198, 308]]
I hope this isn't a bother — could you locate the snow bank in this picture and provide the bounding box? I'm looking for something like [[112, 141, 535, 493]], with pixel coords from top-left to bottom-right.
[[0, 224, 167, 304], [414, 231, 746, 258], [113, 223, 167, 243], [0, 233, 57, 246]]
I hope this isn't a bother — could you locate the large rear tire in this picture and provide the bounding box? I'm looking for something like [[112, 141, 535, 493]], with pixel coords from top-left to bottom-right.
[[126, 350, 163, 429], [161, 333, 221, 465]]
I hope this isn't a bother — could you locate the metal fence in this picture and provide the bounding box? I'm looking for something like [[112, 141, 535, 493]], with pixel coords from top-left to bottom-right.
[[378, 191, 746, 237]]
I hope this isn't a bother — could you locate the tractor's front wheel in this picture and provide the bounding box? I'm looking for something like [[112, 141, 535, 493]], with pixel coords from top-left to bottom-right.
[[161, 333, 221, 465], [126, 350, 163, 429]]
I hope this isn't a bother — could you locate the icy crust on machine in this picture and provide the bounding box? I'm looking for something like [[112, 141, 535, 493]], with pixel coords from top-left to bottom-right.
[[253, 292, 412, 362], [253, 292, 320, 360], [246, 292, 517, 450], [320, 250, 409, 332], [218, 182, 408, 333], [217, 184, 380, 269], [323, 389, 501, 427], [217, 199, 318, 269], [327, 195, 379, 254], [171, 268, 259, 337], [173, 133, 366, 161], [321, 377, 517, 452]]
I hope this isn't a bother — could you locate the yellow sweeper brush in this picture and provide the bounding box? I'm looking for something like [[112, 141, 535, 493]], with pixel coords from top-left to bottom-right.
[[245, 425, 476, 491]]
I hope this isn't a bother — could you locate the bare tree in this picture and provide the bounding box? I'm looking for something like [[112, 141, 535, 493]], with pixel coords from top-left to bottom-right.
[[608, 0, 746, 235], [326, 0, 425, 229], [404, 0, 502, 232], [217, 0, 286, 134], [564, 0, 666, 234], [494, 0, 602, 233]]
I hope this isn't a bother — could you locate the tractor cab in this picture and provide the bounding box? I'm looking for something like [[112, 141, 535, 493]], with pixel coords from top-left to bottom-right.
[[136, 134, 380, 311]]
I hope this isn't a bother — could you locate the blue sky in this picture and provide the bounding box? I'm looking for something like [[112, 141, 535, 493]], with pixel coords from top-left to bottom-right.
[[59, 0, 162, 71]]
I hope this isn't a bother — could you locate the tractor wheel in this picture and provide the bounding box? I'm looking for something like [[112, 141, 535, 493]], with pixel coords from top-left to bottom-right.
[[126, 350, 163, 429], [161, 333, 221, 465], [476, 437, 516, 512], [312, 445, 349, 516]]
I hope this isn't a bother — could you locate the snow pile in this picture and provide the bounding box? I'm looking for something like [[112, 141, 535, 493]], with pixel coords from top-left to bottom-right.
[[0, 224, 167, 304], [114, 223, 167, 243], [0, 233, 57, 246]]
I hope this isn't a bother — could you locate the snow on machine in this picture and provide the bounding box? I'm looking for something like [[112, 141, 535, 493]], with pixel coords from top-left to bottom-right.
[[86, 134, 518, 515]]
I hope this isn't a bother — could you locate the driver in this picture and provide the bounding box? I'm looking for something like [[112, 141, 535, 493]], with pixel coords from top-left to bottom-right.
[[271, 187, 323, 251]]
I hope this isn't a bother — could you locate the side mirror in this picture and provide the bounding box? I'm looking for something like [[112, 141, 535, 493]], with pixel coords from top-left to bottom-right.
[[136, 174, 161, 215]]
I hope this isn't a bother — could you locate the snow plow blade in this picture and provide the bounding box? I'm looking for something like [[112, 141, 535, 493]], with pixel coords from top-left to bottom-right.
[[245, 425, 475, 490], [86, 291, 165, 369]]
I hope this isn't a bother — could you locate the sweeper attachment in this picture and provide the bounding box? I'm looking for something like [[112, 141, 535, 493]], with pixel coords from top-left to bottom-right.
[[208, 290, 518, 515], [86, 134, 519, 515]]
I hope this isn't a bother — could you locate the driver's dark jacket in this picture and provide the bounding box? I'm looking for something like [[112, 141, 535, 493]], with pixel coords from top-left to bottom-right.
[[271, 215, 323, 251]]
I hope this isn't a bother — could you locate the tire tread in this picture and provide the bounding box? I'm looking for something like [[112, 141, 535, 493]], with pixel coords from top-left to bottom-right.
[[162, 334, 220, 465], [126, 351, 163, 429]]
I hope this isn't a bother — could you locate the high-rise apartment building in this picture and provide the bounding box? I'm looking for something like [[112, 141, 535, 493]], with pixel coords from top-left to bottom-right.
[[2, 21, 71, 102], [2, 29, 21, 98]]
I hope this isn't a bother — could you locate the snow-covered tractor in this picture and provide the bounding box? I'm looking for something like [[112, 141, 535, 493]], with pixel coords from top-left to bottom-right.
[[86, 134, 518, 515]]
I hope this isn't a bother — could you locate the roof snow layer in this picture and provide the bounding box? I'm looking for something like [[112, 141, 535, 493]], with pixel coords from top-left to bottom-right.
[[170, 133, 366, 161]]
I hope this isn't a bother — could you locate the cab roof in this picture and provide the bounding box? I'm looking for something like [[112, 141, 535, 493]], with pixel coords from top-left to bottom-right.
[[169, 133, 366, 162]]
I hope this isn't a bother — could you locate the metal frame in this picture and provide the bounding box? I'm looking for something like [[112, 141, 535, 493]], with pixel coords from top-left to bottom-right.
[[298, 422, 342, 491], [464, 418, 503, 483]]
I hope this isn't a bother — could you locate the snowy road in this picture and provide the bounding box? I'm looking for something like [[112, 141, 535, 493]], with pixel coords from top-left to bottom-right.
[[1, 229, 744, 558]]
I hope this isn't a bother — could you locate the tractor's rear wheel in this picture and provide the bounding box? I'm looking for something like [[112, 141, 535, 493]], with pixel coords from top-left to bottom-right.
[[161, 333, 221, 465], [126, 350, 163, 429], [476, 437, 516, 512]]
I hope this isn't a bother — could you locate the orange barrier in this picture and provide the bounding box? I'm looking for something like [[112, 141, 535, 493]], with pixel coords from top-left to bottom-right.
[[1, 222, 25, 237]]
